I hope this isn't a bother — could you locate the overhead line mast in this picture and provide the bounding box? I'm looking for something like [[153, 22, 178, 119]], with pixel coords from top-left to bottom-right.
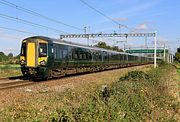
[[60, 33, 155, 39]]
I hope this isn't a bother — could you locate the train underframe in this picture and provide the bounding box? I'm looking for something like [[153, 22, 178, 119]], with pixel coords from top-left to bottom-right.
[[21, 62, 152, 80]]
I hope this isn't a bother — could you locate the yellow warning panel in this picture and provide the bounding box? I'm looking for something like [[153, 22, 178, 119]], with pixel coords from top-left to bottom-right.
[[27, 42, 36, 67]]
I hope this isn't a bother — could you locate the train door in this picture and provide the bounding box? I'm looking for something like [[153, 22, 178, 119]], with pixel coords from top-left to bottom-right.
[[27, 42, 37, 67], [48, 43, 54, 67], [62, 49, 68, 68]]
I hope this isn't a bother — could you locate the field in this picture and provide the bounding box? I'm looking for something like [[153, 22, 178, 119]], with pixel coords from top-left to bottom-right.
[[0, 64, 179, 121], [0, 64, 21, 78]]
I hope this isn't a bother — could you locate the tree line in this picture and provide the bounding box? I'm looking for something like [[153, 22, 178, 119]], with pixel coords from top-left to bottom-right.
[[94, 42, 123, 52], [175, 47, 180, 62], [0, 52, 19, 64]]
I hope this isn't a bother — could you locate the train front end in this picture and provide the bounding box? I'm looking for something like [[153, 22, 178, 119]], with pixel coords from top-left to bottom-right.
[[20, 37, 48, 78]]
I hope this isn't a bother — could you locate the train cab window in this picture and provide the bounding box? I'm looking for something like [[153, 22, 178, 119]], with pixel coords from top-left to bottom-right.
[[21, 43, 26, 56], [39, 43, 47, 57]]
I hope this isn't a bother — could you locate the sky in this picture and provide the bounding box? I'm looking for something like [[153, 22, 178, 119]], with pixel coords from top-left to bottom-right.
[[0, 0, 180, 55]]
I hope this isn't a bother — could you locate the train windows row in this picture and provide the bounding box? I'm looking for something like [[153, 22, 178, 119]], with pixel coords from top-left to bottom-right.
[[53, 44, 153, 62]]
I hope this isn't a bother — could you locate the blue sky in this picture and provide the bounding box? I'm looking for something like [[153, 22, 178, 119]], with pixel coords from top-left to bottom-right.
[[0, 0, 180, 55]]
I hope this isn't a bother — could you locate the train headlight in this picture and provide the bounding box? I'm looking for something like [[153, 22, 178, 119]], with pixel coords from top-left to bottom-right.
[[20, 60, 26, 65], [40, 60, 46, 66]]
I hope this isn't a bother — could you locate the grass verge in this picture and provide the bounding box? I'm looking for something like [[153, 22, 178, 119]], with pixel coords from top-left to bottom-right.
[[176, 69, 180, 88], [0, 64, 179, 121], [0, 64, 21, 78]]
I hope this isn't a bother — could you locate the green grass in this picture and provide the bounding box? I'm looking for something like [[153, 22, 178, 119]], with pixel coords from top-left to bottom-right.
[[173, 62, 180, 88], [0, 64, 179, 121], [176, 69, 180, 89], [0, 64, 21, 77], [0, 64, 20, 68]]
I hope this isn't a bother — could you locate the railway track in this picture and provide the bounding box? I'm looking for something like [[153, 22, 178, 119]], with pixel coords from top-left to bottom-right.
[[0, 77, 9, 81], [0, 64, 152, 91], [0, 76, 24, 81], [0, 76, 35, 91]]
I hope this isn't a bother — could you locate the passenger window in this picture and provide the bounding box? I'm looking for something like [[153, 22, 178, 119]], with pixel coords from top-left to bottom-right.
[[79, 54, 82, 59], [83, 54, 86, 59], [69, 51, 72, 60], [74, 54, 78, 59], [52, 48, 54, 53], [63, 50, 68, 59], [54, 47, 57, 59], [88, 53, 92, 60]]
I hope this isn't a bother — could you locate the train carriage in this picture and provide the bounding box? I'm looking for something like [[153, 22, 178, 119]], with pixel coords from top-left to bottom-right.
[[20, 36, 154, 79]]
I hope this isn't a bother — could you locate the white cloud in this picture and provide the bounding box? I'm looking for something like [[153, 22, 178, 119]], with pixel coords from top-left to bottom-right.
[[134, 23, 148, 31], [131, 21, 155, 32], [0, 30, 4, 34], [113, 18, 128, 22], [112, 0, 161, 18], [93, 0, 161, 27], [4, 48, 18, 52]]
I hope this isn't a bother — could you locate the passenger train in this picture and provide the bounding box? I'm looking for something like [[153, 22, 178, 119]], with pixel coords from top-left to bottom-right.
[[20, 36, 155, 79]]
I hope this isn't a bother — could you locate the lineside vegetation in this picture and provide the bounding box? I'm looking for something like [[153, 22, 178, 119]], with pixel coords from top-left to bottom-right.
[[0, 63, 179, 121], [0, 64, 21, 77]]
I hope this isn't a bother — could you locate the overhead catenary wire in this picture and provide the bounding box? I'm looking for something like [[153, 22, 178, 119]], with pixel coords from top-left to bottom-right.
[[79, 0, 130, 31], [0, 35, 24, 40], [79, 0, 119, 25], [0, 13, 68, 34], [0, 26, 38, 35], [0, 0, 83, 32]]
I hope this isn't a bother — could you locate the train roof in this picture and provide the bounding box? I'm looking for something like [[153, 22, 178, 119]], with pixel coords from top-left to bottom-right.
[[23, 36, 54, 42], [23, 36, 154, 58]]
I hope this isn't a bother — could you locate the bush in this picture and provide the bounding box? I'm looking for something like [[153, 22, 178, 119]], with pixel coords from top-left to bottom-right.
[[119, 70, 149, 81], [1, 65, 178, 121], [45, 66, 176, 121]]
